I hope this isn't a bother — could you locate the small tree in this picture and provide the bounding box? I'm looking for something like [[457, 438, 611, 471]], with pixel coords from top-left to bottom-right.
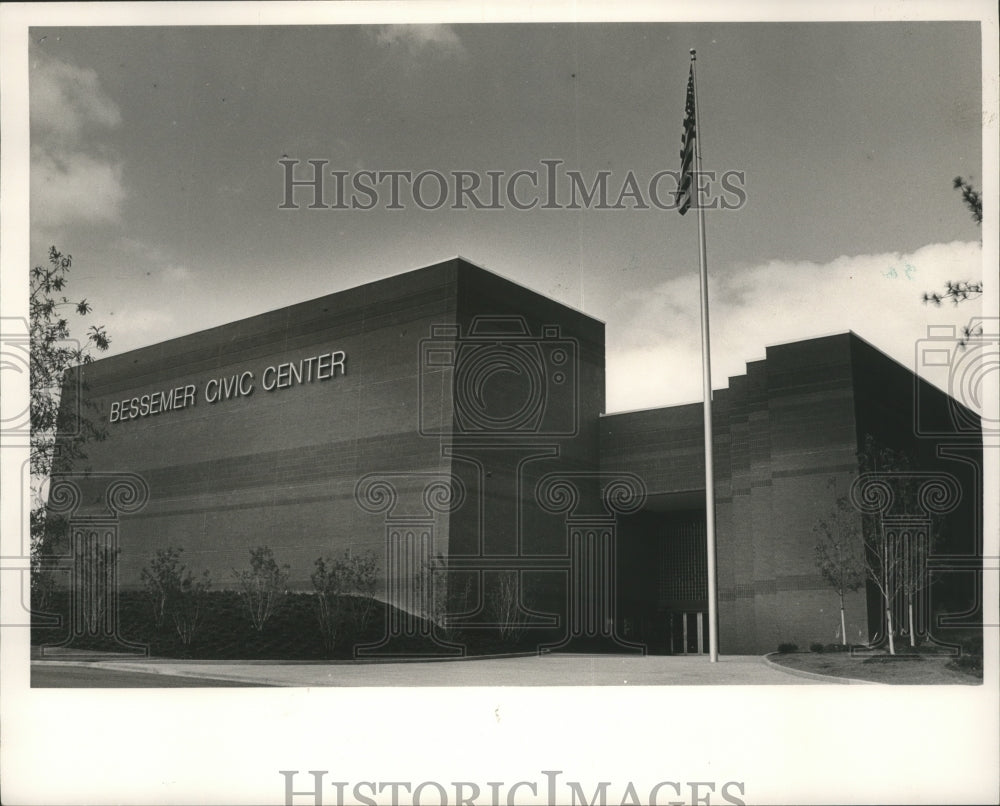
[[896, 527, 933, 648], [312, 549, 380, 653], [30, 247, 110, 599], [140, 547, 211, 644], [412, 556, 475, 638], [342, 550, 378, 634], [487, 570, 530, 642], [856, 435, 931, 655], [233, 546, 289, 632], [172, 569, 211, 646], [413, 554, 452, 630], [813, 489, 866, 646], [311, 555, 348, 654], [30, 246, 110, 479], [74, 538, 119, 634], [140, 547, 184, 628], [29, 507, 66, 612]]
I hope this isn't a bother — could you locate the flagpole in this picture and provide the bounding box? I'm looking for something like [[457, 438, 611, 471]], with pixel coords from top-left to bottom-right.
[[690, 48, 719, 662]]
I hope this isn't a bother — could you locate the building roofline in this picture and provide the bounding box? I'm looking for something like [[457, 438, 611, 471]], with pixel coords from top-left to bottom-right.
[[77, 256, 604, 367], [450, 254, 606, 325]]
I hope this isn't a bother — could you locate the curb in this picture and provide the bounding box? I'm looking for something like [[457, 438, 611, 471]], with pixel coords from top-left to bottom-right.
[[32, 660, 281, 687], [761, 653, 883, 685]]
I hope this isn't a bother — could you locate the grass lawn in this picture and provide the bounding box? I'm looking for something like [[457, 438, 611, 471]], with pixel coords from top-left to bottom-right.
[[769, 650, 982, 685]]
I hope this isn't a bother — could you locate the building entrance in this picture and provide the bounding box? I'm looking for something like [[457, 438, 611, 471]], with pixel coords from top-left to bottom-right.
[[617, 507, 708, 654]]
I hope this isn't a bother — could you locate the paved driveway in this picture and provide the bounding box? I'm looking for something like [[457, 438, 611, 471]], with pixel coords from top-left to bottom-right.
[[33, 653, 826, 686]]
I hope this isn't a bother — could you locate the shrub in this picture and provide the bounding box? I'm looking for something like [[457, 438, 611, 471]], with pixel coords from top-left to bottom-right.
[[311, 549, 379, 655], [950, 652, 983, 674], [342, 550, 378, 634], [809, 642, 825, 653], [311, 555, 347, 654], [140, 548, 212, 645], [172, 569, 211, 646], [488, 570, 532, 642], [233, 546, 289, 632], [777, 642, 798, 653], [824, 643, 849, 652]]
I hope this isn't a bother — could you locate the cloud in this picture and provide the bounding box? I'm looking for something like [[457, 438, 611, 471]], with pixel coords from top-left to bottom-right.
[[605, 241, 984, 413], [374, 25, 465, 57], [31, 150, 125, 227], [31, 54, 121, 140], [30, 53, 125, 233]]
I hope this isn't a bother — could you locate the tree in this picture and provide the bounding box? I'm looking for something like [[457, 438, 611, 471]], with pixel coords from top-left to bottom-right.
[[487, 570, 531, 642], [813, 485, 866, 646], [855, 435, 941, 653], [30, 246, 110, 478], [140, 547, 212, 645], [311, 549, 380, 654], [922, 177, 983, 315], [233, 546, 289, 632], [74, 539, 120, 635], [311, 555, 348, 654], [172, 568, 211, 646], [30, 246, 110, 602], [952, 175, 982, 225], [922, 280, 983, 308], [341, 550, 378, 635]]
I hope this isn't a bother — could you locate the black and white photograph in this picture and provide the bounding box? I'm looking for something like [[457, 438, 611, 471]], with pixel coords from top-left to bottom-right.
[[1, 2, 997, 804]]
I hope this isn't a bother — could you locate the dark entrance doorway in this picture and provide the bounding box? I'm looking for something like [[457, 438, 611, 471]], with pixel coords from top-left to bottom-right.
[[616, 507, 708, 654]]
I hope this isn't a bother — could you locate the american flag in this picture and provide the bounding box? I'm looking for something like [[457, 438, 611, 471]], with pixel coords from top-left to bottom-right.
[[677, 65, 696, 215]]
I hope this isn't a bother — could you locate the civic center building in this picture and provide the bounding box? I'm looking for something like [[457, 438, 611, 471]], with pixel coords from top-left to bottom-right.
[[54, 258, 983, 655]]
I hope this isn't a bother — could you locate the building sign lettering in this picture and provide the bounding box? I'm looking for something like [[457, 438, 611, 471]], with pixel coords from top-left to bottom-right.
[[108, 350, 347, 423]]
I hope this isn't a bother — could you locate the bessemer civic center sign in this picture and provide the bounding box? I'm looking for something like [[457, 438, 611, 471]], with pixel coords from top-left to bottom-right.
[[107, 349, 347, 424]]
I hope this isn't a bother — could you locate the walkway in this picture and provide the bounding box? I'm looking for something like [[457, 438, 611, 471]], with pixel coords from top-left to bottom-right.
[[33, 651, 826, 686]]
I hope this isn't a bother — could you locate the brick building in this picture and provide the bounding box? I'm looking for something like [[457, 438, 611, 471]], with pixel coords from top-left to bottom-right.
[[53, 258, 982, 654]]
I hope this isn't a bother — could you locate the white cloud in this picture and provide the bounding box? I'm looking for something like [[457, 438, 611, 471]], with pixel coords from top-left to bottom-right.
[[31, 54, 121, 140], [374, 25, 465, 56], [30, 53, 125, 233], [606, 241, 985, 413], [31, 149, 125, 227]]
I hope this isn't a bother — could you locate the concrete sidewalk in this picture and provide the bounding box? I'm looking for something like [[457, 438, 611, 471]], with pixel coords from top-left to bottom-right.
[[33, 652, 831, 686]]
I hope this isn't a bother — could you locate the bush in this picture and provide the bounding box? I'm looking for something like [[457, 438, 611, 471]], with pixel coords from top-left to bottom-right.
[[310, 550, 378, 656], [824, 643, 849, 652], [949, 652, 983, 674], [233, 546, 290, 632], [777, 642, 798, 653], [809, 642, 825, 653], [140, 547, 211, 645]]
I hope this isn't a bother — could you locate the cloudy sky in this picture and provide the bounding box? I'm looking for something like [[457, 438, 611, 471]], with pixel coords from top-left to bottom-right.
[[25, 20, 986, 412]]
